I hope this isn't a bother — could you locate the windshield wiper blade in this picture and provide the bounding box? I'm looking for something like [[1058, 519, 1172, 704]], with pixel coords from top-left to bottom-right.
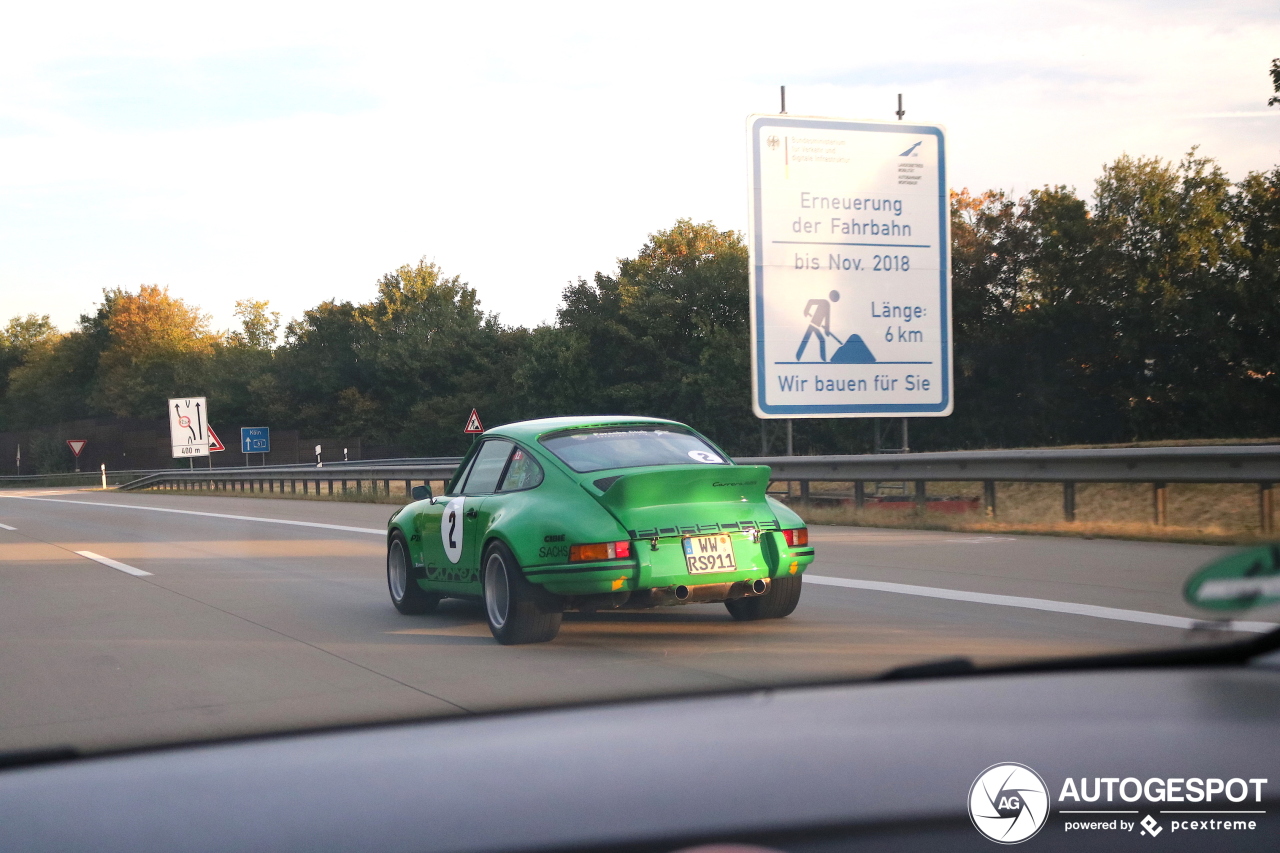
[[871, 625, 1280, 684], [879, 656, 977, 680], [0, 746, 79, 771]]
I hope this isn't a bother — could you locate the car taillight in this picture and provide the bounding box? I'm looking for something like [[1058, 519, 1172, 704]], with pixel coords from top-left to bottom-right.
[[782, 528, 808, 547], [569, 541, 633, 561]]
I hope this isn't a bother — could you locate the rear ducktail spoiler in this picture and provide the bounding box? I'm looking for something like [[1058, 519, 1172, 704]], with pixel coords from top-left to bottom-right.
[[585, 465, 776, 537]]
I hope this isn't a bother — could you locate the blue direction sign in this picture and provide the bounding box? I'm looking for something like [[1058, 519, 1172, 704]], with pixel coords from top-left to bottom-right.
[[240, 427, 271, 454]]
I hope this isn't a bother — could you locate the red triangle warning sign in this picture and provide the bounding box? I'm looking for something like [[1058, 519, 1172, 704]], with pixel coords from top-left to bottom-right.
[[66, 439, 87, 457], [207, 426, 225, 452], [463, 409, 484, 433]]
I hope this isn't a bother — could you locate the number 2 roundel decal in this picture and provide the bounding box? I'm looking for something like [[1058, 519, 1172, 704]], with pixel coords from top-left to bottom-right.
[[441, 497, 465, 564]]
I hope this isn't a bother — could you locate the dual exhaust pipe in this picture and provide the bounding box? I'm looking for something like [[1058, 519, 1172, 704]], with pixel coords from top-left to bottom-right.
[[662, 578, 770, 604]]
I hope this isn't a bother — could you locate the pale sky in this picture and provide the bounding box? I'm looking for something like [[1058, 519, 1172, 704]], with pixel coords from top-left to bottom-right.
[[2, 0, 1277, 336]]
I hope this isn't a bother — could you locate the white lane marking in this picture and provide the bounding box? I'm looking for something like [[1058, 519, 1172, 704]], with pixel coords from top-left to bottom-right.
[[0, 496, 384, 536], [804, 574, 1278, 634], [0, 523, 15, 530], [8, 496, 1268, 633], [76, 550, 153, 577]]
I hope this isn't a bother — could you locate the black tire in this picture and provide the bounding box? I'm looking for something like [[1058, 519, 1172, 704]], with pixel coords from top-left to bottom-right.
[[387, 532, 442, 615], [482, 541, 562, 645], [725, 575, 803, 621]]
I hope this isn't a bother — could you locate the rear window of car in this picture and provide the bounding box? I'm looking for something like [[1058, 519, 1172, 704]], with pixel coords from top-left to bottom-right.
[[460, 439, 514, 494], [540, 426, 728, 473], [500, 447, 543, 491]]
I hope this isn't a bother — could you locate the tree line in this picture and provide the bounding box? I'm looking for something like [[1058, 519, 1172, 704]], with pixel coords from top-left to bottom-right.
[[2, 147, 1278, 462]]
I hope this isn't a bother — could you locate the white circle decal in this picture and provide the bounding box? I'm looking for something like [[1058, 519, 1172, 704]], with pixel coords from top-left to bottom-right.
[[968, 763, 1049, 844], [441, 497, 465, 564], [687, 450, 723, 464]]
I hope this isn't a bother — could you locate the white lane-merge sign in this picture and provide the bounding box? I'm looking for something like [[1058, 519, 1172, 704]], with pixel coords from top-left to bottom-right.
[[747, 115, 952, 418], [168, 396, 210, 458]]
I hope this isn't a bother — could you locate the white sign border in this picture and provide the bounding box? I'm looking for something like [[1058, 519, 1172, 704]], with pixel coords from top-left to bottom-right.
[[747, 114, 953, 418], [168, 396, 211, 458]]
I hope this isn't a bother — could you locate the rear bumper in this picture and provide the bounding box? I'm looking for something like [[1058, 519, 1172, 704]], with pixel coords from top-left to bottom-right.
[[526, 532, 814, 597]]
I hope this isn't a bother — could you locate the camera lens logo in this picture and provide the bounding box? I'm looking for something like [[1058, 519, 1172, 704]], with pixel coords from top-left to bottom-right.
[[969, 763, 1050, 844]]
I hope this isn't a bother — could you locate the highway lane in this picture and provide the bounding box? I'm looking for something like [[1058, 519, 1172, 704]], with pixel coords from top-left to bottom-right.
[[804, 528, 1232, 619], [0, 489, 1271, 756]]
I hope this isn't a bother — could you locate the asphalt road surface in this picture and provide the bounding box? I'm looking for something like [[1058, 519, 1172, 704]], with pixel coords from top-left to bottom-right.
[[1, 489, 1273, 756]]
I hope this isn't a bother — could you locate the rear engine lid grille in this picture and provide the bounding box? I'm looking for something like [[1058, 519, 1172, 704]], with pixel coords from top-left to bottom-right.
[[628, 519, 780, 540]]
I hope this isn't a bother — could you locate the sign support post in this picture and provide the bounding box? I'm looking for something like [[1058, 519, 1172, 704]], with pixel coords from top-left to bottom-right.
[[896, 93, 908, 452]]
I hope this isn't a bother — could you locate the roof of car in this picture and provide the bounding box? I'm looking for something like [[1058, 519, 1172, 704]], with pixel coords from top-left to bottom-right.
[[485, 415, 686, 443]]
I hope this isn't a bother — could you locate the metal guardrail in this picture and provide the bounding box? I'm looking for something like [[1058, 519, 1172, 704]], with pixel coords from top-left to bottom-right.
[[114, 446, 1279, 532], [737, 445, 1280, 532], [738, 445, 1280, 484], [285, 457, 464, 469], [0, 468, 167, 485], [118, 462, 463, 497], [0, 457, 463, 487]]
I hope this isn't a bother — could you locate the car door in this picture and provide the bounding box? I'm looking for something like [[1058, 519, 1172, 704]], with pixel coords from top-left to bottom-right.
[[465, 443, 546, 567], [410, 498, 447, 579], [434, 439, 515, 590], [414, 447, 485, 593]]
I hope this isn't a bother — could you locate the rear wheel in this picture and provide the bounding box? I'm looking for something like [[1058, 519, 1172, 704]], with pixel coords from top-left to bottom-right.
[[725, 575, 802, 621], [387, 532, 442, 615], [483, 541, 561, 644]]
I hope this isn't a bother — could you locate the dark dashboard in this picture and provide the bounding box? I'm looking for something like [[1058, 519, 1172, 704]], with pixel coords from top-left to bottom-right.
[[3, 653, 1278, 852]]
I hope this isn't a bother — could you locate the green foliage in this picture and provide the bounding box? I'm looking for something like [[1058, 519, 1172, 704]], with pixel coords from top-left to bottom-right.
[[87, 285, 219, 419], [1, 286, 224, 429], [0, 314, 58, 405], [918, 150, 1280, 449], [230, 299, 281, 349], [3, 326, 99, 429], [944, 186, 1109, 448], [25, 431, 73, 474], [2, 314, 57, 354], [3, 150, 1279, 455], [515, 219, 753, 449]]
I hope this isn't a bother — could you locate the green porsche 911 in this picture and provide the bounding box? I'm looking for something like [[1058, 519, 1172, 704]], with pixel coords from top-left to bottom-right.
[[385, 416, 815, 644]]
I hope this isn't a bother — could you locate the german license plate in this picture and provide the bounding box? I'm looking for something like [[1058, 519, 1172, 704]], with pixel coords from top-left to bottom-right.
[[683, 534, 737, 574]]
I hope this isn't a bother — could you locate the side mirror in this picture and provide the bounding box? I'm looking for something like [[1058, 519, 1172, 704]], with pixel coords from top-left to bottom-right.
[[1184, 544, 1280, 612], [411, 484, 432, 502]]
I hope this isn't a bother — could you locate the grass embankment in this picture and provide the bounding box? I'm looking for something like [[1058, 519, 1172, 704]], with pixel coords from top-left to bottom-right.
[[783, 481, 1271, 546]]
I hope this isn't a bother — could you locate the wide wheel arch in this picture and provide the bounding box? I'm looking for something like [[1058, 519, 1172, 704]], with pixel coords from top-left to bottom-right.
[[480, 538, 562, 644], [387, 528, 442, 615], [482, 535, 564, 610]]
